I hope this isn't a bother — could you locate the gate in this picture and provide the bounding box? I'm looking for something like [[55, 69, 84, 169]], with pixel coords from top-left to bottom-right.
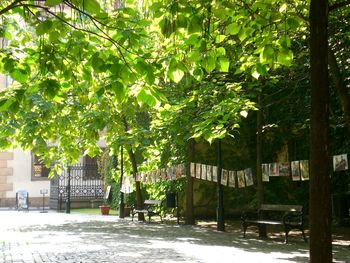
[[50, 165, 105, 210]]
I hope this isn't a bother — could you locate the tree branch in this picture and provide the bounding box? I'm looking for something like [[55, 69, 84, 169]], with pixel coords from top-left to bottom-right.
[[0, 0, 22, 16], [329, 0, 350, 12]]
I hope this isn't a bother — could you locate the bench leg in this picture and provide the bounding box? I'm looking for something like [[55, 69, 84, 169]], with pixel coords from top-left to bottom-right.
[[258, 224, 267, 238], [284, 230, 289, 244], [301, 229, 307, 243], [241, 222, 247, 238]]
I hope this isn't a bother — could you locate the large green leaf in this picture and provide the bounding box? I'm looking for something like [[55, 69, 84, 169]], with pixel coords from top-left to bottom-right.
[[169, 68, 184, 83], [225, 23, 241, 35], [36, 20, 53, 35], [110, 81, 126, 103], [0, 98, 15, 112], [188, 16, 202, 34], [84, 0, 101, 14], [260, 45, 275, 64], [277, 47, 294, 66], [137, 88, 157, 107], [202, 54, 216, 73], [218, 57, 230, 72], [10, 68, 28, 83]]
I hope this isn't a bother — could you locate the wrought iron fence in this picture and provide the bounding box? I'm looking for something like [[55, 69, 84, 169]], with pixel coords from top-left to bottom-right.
[[50, 165, 104, 210]]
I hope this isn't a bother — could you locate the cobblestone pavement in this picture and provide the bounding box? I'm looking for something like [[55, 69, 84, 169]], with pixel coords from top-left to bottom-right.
[[0, 211, 349, 263]]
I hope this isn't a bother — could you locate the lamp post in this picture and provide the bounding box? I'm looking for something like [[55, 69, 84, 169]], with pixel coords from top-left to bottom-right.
[[119, 146, 125, 218], [66, 165, 71, 214]]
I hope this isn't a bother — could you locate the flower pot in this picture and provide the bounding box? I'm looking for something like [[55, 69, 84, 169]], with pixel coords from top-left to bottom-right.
[[99, 205, 110, 215]]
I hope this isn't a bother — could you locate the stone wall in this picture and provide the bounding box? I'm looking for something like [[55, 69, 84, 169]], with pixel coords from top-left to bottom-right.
[[0, 152, 14, 206]]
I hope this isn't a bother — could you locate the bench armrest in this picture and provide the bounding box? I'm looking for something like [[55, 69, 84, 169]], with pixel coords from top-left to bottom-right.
[[241, 210, 259, 221], [283, 212, 303, 225]]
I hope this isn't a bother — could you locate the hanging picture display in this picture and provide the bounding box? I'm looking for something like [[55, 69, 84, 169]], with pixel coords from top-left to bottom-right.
[[291, 161, 301, 181], [121, 176, 134, 193], [212, 166, 218, 182], [279, 162, 290, 177], [244, 168, 254, 186], [333, 154, 348, 172], [160, 168, 167, 180], [262, 163, 269, 182], [156, 170, 161, 182], [175, 164, 182, 178], [148, 171, 157, 184], [237, 170, 246, 188], [141, 172, 147, 183], [195, 163, 201, 179], [147, 171, 152, 184], [166, 167, 173, 180], [180, 164, 186, 178], [206, 165, 213, 181], [135, 172, 141, 182], [221, 169, 228, 186], [300, 160, 309, 181], [269, 163, 279, 176], [201, 164, 207, 180], [190, 163, 196, 177], [228, 171, 236, 188]]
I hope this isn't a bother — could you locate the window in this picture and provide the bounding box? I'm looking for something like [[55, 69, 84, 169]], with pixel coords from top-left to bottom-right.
[[32, 154, 50, 180]]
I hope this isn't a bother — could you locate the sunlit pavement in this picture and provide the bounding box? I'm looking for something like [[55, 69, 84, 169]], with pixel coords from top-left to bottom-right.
[[0, 211, 349, 263]]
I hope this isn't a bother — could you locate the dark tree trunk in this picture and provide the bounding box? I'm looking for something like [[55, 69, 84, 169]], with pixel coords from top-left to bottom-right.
[[216, 140, 225, 231], [309, 1, 332, 262], [127, 147, 144, 221], [328, 48, 350, 135], [121, 116, 144, 221], [119, 149, 125, 218], [185, 139, 195, 225], [256, 94, 264, 207], [257, 94, 266, 238]]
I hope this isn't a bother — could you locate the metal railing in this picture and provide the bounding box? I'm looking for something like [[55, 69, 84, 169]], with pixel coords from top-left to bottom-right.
[[50, 165, 104, 210]]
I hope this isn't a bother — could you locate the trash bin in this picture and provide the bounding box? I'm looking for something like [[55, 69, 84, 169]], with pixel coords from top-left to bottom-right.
[[166, 193, 177, 208]]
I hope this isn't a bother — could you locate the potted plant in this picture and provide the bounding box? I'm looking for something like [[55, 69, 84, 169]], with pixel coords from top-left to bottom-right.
[[99, 202, 110, 215]]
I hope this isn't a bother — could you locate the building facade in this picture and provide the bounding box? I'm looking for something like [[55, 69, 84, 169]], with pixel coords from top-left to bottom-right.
[[0, 149, 51, 208]]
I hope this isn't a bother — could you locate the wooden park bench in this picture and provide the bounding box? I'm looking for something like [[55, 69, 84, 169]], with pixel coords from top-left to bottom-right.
[[131, 200, 163, 223], [241, 204, 307, 243]]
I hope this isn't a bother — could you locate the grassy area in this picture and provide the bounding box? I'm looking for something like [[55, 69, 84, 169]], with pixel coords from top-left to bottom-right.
[[71, 208, 118, 215]]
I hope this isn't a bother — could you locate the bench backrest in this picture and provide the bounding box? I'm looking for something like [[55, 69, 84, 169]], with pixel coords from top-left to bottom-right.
[[260, 204, 303, 213], [144, 200, 162, 205]]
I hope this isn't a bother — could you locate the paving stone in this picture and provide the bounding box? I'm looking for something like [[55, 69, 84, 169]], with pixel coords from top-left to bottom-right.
[[1, 211, 349, 263]]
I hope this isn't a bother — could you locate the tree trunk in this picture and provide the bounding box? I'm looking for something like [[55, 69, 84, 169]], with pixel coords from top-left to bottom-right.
[[328, 48, 350, 134], [185, 139, 195, 225], [256, 94, 264, 207], [256, 94, 265, 237], [127, 147, 144, 221], [119, 149, 125, 218], [121, 116, 144, 221], [309, 1, 332, 262], [216, 140, 225, 231]]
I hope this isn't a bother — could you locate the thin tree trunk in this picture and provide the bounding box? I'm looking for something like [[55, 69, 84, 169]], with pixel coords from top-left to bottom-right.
[[309, 1, 332, 262], [127, 147, 144, 221], [328, 48, 350, 134], [216, 140, 225, 231], [185, 139, 195, 225], [256, 94, 266, 237], [118, 149, 125, 218], [256, 94, 264, 207], [121, 116, 144, 221]]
